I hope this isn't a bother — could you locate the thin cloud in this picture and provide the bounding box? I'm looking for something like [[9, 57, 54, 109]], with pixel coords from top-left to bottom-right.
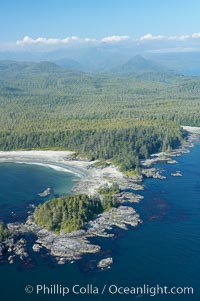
[[16, 36, 96, 46], [138, 33, 200, 42], [16, 35, 130, 46], [101, 35, 130, 43], [191, 33, 200, 39], [167, 35, 190, 41], [139, 33, 166, 41], [15, 32, 200, 47]]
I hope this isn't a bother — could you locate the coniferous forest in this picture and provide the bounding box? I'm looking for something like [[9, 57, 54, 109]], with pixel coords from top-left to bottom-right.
[[0, 60, 199, 170], [34, 194, 118, 233]]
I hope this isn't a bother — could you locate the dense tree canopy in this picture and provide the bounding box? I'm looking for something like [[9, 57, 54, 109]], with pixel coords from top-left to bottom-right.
[[0, 61, 199, 170], [34, 194, 118, 233]]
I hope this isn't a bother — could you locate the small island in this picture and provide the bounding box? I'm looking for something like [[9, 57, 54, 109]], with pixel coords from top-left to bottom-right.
[[34, 192, 119, 233], [171, 171, 183, 177], [38, 187, 53, 197], [2, 179, 141, 265]]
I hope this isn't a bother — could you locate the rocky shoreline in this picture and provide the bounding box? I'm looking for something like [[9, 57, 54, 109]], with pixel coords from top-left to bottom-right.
[[2, 204, 141, 267], [0, 236, 29, 265], [0, 149, 144, 267], [0, 132, 198, 268], [141, 134, 196, 169]]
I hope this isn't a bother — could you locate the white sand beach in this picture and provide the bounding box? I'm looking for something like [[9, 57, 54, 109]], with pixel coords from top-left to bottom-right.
[[182, 125, 200, 134], [0, 150, 134, 195]]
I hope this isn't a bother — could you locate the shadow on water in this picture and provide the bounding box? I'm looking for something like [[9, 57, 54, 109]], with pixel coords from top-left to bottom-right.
[[139, 195, 189, 224]]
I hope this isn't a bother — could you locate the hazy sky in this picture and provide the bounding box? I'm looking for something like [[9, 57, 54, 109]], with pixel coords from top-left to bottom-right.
[[1, 0, 200, 51]]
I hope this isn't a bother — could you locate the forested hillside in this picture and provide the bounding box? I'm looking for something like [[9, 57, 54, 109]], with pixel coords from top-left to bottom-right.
[[34, 194, 118, 233], [0, 60, 199, 170]]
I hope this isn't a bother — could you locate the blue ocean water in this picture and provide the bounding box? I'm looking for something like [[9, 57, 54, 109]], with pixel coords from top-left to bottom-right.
[[0, 139, 200, 301], [0, 162, 78, 223]]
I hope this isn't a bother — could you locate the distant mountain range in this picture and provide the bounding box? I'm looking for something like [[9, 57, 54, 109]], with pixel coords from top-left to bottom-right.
[[1, 45, 200, 75], [147, 52, 200, 76], [0, 60, 66, 76], [110, 55, 173, 78], [54, 58, 83, 70], [0, 56, 173, 79], [0, 53, 199, 79]]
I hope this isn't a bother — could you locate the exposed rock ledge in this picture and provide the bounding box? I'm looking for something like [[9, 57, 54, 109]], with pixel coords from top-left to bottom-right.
[[97, 257, 113, 269], [141, 134, 196, 168], [7, 206, 141, 262], [38, 187, 53, 197], [171, 171, 182, 177], [0, 237, 28, 264], [142, 168, 166, 179]]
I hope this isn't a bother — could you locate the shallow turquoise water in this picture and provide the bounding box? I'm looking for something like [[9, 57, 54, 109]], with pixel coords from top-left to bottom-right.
[[0, 162, 78, 223], [0, 140, 200, 301]]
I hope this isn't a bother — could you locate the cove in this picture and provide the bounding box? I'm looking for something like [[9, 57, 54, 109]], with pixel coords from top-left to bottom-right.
[[0, 139, 200, 300]]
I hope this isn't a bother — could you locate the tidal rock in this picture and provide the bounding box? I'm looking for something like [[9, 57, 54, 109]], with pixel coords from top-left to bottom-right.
[[38, 187, 53, 197], [171, 171, 182, 177], [6, 205, 141, 262], [13, 238, 28, 259], [167, 159, 177, 164], [0, 243, 6, 256], [8, 255, 14, 264], [57, 257, 66, 265], [32, 243, 42, 252], [97, 257, 113, 269], [142, 168, 166, 179], [114, 192, 144, 203], [87, 206, 141, 235]]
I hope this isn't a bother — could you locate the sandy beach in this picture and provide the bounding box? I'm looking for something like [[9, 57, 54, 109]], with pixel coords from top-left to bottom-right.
[[0, 150, 88, 176], [0, 150, 143, 264], [0, 150, 140, 195], [1, 130, 199, 265], [182, 125, 200, 134], [1, 126, 199, 195]]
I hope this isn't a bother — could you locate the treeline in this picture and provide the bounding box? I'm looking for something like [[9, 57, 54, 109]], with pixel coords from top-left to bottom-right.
[[34, 194, 118, 233], [0, 121, 184, 170], [98, 183, 121, 195], [0, 61, 199, 170]]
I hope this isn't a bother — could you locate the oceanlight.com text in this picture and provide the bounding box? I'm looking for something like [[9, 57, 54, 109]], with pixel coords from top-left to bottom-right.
[[24, 283, 194, 297]]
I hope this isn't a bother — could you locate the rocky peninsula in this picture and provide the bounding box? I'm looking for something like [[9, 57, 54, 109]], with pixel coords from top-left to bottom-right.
[[0, 130, 197, 267], [0, 150, 143, 267], [6, 205, 141, 264]]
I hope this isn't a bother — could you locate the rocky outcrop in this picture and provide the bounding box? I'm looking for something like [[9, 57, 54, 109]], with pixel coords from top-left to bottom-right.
[[36, 228, 100, 260], [13, 238, 28, 260], [0, 236, 29, 264], [97, 257, 113, 269], [171, 171, 182, 177], [141, 134, 196, 169], [0, 243, 7, 256], [142, 168, 166, 179], [119, 177, 144, 190], [38, 187, 52, 197], [6, 204, 141, 262], [86, 206, 141, 236], [32, 243, 42, 252], [114, 192, 144, 203]]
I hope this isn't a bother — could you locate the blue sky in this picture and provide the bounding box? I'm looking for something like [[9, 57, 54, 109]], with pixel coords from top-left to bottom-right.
[[1, 0, 200, 51]]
